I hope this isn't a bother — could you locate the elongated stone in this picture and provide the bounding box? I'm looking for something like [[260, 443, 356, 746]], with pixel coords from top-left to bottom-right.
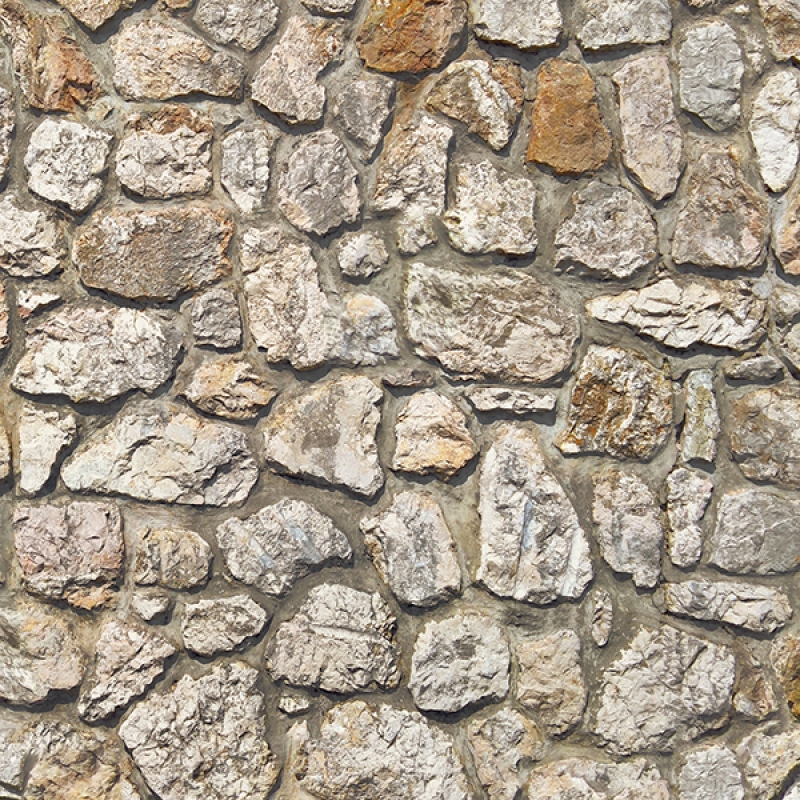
[[181, 595, 268, 657], [591, 589, 613, 647], [194, 0, 278, 51], [771, 634, 800, 717], [465, 386, 557, 414], [681, 369, 719, 464], [17, 404, 77, 496], [0, 86, 12, 184], [470, 0, 561, 49], [576, 0, 671, 50], [0, 195, 64, 277], [221, 125, 275, 215], [769, 285, 800, 373], [666, 467, 713, 568], [773, 181, 800, 275], [134, 527, 211, 590]]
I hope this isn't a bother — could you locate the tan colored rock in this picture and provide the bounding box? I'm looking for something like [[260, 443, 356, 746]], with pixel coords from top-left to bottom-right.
[[576, 0, 671, 50], [0, 86, 13, 184], [54, 0, 139, 29], [759, 0, 800, 61], [17, 404, 77, 496], [680, 369, 719, 464], [773, 180, 800, 276], [0, 420, 10, 484], [770, 284, 800, 372], [736, 727, 800, 800], [330, 72, 394, 158], [134, 527, 211, 590], [335, 231, 389, 280], [191, 287, 242, 350], [181, 595, 268, 657], [666, 467, 712, 568], [527, 58, 611, 174], [771, 634, 800, 717], [0, 195, 64, 278], [733, 643, 777, 721], [0, 284, 7, 355], [194, 0, 278, 51], [465, 386, 556, 414], [220, 125, 276, 215], [357, 0, 467, 74]]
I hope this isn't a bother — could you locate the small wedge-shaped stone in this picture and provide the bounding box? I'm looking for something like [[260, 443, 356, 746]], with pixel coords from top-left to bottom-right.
[[262, 375, 383, 497], [587, 278, 766, 351], [666, 467, 713, 568], [672, 144, 768, 270], [593, 625, 735, 754], [134, 527, 211, 590], [292, 700, 470, 800], [55, 0, 139, 30], [14, 502, 124, 609], [771, 634, 800, 717], [113, 19, 244, 101], [221, 126, 275, 214], [554, 182, 657, 279], [465, 386, 557, 414], [0, 601, 84, 706], [759, 0, 800, 61], [478, 424, 593, 604], [425, 59, 523, 151], [12, 304, 182, 403], [195, 0, 278, 51], [182, 595, 268, 657], [61, 401, 259, 506], [406, 263, 579, 383], [217, 499, 352, 597], [335, 231, 389, 280], [331, 72, 394, 158], [613, 54, 683, 201], [119, 662, 280, 800], [361, 491, 461, 607], [576, 0, 671, 50], [470, 0, 561, 49], [710, 488, 800, 574], [680, 369, 719, 464], [251, 16, 341, 124], [0, 195, 64, 277], [74, 206, 233, 303], [443, 160, 537, 255], [678, 746, 744, 800], [357, 0, 466, 74], [265, 583, 400, 693], [556, 345, 673, 459], [662, 579, 792, 633], [78, 619, 176, 723], [736, 727, 800, 800], [18, 404, 77, 496]]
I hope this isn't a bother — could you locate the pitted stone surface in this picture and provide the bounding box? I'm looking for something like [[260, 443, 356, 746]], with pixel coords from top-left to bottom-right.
[[221, 126, 275, 214], [331, 72, 394, 158], [191, 287, 242, 349], [335, 231, 389, 279], [678, 746, 744, 800], [134, 527, 211, 590], [666, 467, 713, 568], [470, 0, 561, 49], [194, 0, 278, 51], [54, 0, 139, 30], [181, 595, 268, 657], [576, 0, 671, 50], [736, 727, 800, 800], [0, 195, 63, 278]]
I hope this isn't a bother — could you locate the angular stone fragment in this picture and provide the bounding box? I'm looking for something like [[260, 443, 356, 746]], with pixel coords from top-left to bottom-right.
[[62, 402, 258, 506], [711, 488, 800, 574], [361, 491, 460, 607], [131, 589, 172, 623], [119, 662, 280, 800], [750, 70, 800, 191], [55, 0, 140, 28], [590, 589, 613, 647], [220, 126, 275, 214], [406, 263, 579, 383], [116, 107, 213, 199], [679, 746, 744, 800], [0, 195, 64, 278], [426, 59, 523, 151], [25, 118, 112, 214], [576, 0, 671, 50], [335, 231, 389, 280], [663, 579, 792, 633], [593, 625, 735, 754], [293, 700, 470, 800], [478, 424, 593, 604], [112, 19, 245, 100], [666, 467, 712, 568], [587, 279, 766, 352], [194, 0, 278, 50], [182, 595, 268, 657], [134, 527, 211, 590], [192, 287, 242, 349], [769, 285, 800, 373], [773, 182, 800, 275], [672, 145, 768, 270], [265, 584, 400, 693], [0, 601, 84, 705], [613, 53, 683, 201], [410, 613, 510, 713], [179, 356, 277, 420], [724, 352, 784, 381], [278, 130, 360, 236], [278, 690, 311, 716], [338, 293, 399, 365], [465, 386, 557, 414], [303, 0, 356, 13], [12, 304, 182, 403], [592, 470, 663, 589], [443, 160, 536, 255], [0, 421, 10, 484], [470, 0, 561, 49], [78, 619, 176, 723], [759, 0, 800, 61], [357, 0, 466, 74], [517, 629, 586, 735], [0, 86, 12, 184], [217, 499, 351, 597], [771, 634, 800, 716], [251, 16, 341, 124], [556, 345, 673, 459], [262, 375, 383, 497], [736, 727, 800, 800], [681, 369, 719, 464], [14, 502, 123, 609], [527, 58, 611, 174], [467, 709, 546, 800], [554, 182, 657, 279], [18, 404, 77, 496], [736, 641, 779, 720], [330, 73, 394, 158]]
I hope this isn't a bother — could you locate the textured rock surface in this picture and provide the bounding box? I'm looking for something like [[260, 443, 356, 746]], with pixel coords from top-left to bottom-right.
[[736, 727, 800, 800], [182, 595, 268, 656], [220, 126, 274, 214], [680, 369, 720, 464], [576, 0, 671, 50], [194, 0, 278, 51], [134, 527, 211, 590], [335, 231, 389, 279], [666, 467, 713, 568], [331, 73, 394, 158], [17, 404, 77, 495], [191, 287, 242, 349], [590, 589, 613, 647], [770, 285, 800, 372], [0, 195, 63, 278], [678, 746, 743, 800], [465, 386, 556, 414], [774, 185, 800, 275], [470, 0, 561, 48], [772, 634, 800, 717], [54, 0, 139, 29]]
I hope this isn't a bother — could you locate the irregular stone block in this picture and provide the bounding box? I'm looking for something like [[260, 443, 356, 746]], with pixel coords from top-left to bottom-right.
[[680, 369, 720, 464], [758, 0, 800, 61], [220, 125, 275, 214], [17, 404, 77, 496], [464, 386, 556, 414], [191, 287, 242, 349], [194, 0, 278, 51], [470, 0, 562, 49], [134, 527, 211, 590], [771, 634, 800, 717], [54, 0, 139, 29], [736, 727, 800, 800], [330, 72, 394, 158], [666, 467, 713, 568], [335, 231, 389, 280], [576, 0, 671, 50], [0, 194, 64, 278], [0, 86, 13, 184], [181, 595, 268, 657], [678, 746, 744, 800]]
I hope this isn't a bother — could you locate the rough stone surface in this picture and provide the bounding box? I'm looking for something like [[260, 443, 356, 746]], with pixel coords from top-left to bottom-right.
[[0, 87, 13, 185], [0, 195, 63, 278], [666, 467, 713, 568], [736, 727, 800, 800], [330, 73, 394, 158], [361, 491, 460, 607], [465, 386, 557, 414], [73, 206, 233, 302], [516, 629, 586, 735], [54, 0, 138, 29], [769, 285, 800, 372], [17, 404, 77, 496], [759, 0, 800, 61], [119, 662, 280, 800], [478, 424, 593, 604], [554, 182, 657, 279], [724, 352, 784, 381], [191, 287, 242, 349], [14, 502, 123, 609], [182, 595, 268, 657], [0, 421, 11, 485], [265, 583, 400, 693], [131, 589, 172, 622], [220, 126, 274, 215], [681, 369, 720, 464], [576, 0, 671, 50], [771, 634, 800, 717], [134, 527, 211, 590], [678, 746, 743, 800], [556, 345, 673, 459], [470, 0, 561, 49], [25, 118, 112, 214], [590, 589, 613, 647], [593, 625, 736, 755], [217, 499, 352, 597], [773, 183, 800, 276], [335, 231, 389, 280], [194, 0, 278, 51], [61, 402, 259, 506]]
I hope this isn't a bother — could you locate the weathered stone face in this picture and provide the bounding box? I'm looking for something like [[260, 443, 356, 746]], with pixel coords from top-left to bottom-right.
[[221, 125, 275, 214], [181, 595, 268, 657], [194, 0, 278, 51], [470, 0, 561, 49], [331, 73, 394, 158], [0, 195, 64, 278], [576, 0, 671, 50], [134, 527, 212, 590]]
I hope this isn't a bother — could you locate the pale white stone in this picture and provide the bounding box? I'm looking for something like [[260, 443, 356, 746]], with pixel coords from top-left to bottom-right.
[[194, 0, 278, 51], [191, 287, 242, 350], [666, 467, 713, 568], [465, 386, 557, 414], [678, 746, 744, 800], [736, 727, 800, 800], [17, 403, 77, 496], [590, 589, 613, 647], [577, 0, 671, 49], [680, 369, 720, 464], [470, 0, 562, 49], [0, 194, 63, 277], [330, 72, 394, 158], [221, 126, 275, 214], [181, 595, 268, 657], [335, 231, 388, 280]]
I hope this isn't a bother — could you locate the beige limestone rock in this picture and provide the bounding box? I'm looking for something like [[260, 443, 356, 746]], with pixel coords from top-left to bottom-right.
[[470, 0, 561, 49], [0, 421, 10, 484], [465, 386, 557, 414], [773, 181, 800, 275], [680, 369, 719, 464], [17, 403, 77, 496], [194, 0, 278, 51], [0, 86, 13, 184], [771, 634, 800, 717], [220, 125, 275, 214], [335, 230, 389, 280], [733, 642, 778, 722], [130, 591, 173, 624], [678, 746, 744, 800], [769, 285, 800, 372], [590, 589, 613, 647], [0, 194, 64, 278], [736, 727, 800, 800], [331, 72, 394, 158], [759, 0, 800, 61], [666, 467, 713, 568], [54, 0, 139, 30], [134, 527, 211, 590], [191, 287, 242, 349], [181, 595, 268, 657], [576, 0, 671, 50], [0, 284, 8, 355]]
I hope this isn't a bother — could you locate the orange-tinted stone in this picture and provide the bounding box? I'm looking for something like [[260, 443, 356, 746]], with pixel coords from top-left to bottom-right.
[[357, 0, 467, 75], [526, 58, 611, 175], [773, 635, 800, 718]]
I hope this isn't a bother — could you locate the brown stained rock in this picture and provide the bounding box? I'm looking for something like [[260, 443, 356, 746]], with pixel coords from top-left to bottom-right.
[[733, 641, 777, 720], [526, 58, 611, 174], [357, 0, 467, 75], [54, 0, 140, 30], [0, 1, 102, 111], [771, 635, 800, 718], [134, 527, 212, 590], [759, 0, 800, 61], [0, 284, 8, 354], [73, 206, 233, 303], [774, 180, 800, 275]]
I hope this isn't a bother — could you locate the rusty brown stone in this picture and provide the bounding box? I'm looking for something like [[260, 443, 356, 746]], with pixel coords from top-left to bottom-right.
[[772, 635, 800, 718], [759, 0, 800, 61], [526, 58, 611, 175], [357, 0, 467, 75], [774, 180, 800, 276]]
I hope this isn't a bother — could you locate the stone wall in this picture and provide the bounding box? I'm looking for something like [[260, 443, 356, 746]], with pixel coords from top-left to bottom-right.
[[0, 0, 799, 797]]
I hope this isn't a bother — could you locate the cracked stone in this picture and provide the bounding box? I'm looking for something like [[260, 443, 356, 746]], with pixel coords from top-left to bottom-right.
[[736, 727, 800, 800], [733, 642, 777, 720], [771, 634, 800, 717], [17, 287, 60, 319], [221, 125, 275, 214], [335, 231, 389, 280], [265, 583, 400, 693], [0, 194, 64, 278], [330, 72, 394, 158], [182, 595, 268, 657], [681, 369, 720, 464], [470, 0, 561, 49], [591, 589, 613, 647], [338, 293, 399, 366], [478, 424, 593, 604], [134, 527, 211, 590], [194, 0, 278, 51], [217, 498, 352, 597], [191, 287, 242, 350], [771, 284, 800, 376], [666, 467, 713, 568], [678, 746, 744, 800], [303, 0, 356, 14], [18, 403, 77, 496], [465, 386, 557, 414], [576, 0, 671, 50]]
